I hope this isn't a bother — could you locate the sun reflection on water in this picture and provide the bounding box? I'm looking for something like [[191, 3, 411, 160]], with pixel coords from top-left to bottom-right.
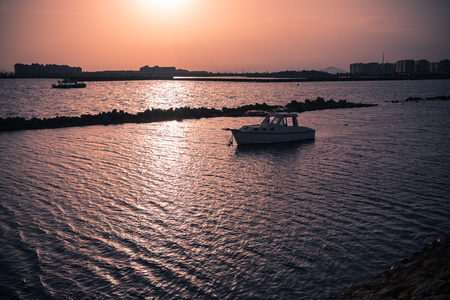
[[2, 98, 450, 298]]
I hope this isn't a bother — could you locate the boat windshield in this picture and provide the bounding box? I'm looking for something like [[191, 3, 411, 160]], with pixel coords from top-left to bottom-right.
[[271, 116, 281, 124], [263, 115, 297, 126], [271, 116, 289, 126]]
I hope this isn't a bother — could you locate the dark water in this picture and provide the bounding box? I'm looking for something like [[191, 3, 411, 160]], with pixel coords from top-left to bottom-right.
[[1, 79, 449, 299]]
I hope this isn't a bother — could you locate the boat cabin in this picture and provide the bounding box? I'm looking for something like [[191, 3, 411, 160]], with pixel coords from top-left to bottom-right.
[[261, 113, 299, 127]]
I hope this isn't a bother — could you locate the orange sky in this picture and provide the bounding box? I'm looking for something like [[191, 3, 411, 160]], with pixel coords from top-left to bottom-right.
[[1, 0, 449, 72]]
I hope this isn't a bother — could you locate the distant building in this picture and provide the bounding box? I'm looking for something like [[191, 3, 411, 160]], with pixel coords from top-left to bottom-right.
[[380, 63, 395, 74], [14, 63, 82, 77], [364, 62, 380, 75], [430, 62, 440, 74], [350, 58, 449, 76], [349, 63, 365, 75], [350, 62, 390, 75], [415, 59, 430, 74], [139, 65, 176, 76], [396, 60, 415, 75], [439, 59, 450, 75]]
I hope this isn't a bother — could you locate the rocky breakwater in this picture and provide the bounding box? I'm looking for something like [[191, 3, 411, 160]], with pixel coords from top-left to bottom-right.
[[404, 95, 450, 102], [340, 236, 450, 299], [0, 97, 376, 132]]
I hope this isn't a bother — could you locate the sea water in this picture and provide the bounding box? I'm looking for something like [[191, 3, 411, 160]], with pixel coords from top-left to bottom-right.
[[1, 79, 449, 299]]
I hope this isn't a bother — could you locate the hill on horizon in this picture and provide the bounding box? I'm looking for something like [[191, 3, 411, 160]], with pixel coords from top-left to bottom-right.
[[321, 66, 347, 74]]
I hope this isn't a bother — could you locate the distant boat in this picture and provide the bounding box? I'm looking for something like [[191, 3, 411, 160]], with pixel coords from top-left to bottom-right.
[[231, 113, 315, 144], [52, 79, 86, 88]]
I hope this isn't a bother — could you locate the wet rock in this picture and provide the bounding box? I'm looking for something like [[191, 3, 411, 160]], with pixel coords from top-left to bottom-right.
[[0, 98, 377, 132], [404, 95, 450, 102], [340, 236, 450, 299]]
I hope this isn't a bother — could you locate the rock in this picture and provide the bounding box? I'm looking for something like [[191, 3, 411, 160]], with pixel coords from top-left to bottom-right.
[[339, 236, 450, 299], [0, 98, 377, 132], [411, 278, 447, 299]]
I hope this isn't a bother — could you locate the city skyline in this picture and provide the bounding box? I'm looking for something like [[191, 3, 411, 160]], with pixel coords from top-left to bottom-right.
[[1, 0, 450, 73]]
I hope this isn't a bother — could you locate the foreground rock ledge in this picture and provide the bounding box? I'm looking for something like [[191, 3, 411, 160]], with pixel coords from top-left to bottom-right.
[[340, 236, 450, 300], [0, 98, 375, 132]]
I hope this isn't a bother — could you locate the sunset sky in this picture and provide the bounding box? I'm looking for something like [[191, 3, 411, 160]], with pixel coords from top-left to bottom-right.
[[1, 0, 449, 73]]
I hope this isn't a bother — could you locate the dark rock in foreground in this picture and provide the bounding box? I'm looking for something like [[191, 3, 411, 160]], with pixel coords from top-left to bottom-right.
[[0, 97, 376, 132], [340, 236, 450, 300]]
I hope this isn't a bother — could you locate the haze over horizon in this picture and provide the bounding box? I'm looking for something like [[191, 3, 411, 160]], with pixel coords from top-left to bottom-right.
[[1, 0, 449, 73]]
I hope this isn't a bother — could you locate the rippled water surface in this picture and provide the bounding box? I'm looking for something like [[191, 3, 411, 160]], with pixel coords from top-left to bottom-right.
[[1, 79, 450, 299], [1, 78, 449, 119]]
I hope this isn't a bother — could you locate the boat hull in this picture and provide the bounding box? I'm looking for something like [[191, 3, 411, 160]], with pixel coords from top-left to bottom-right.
[[52, 84, 86, 88], [232, 128, 315, 144]]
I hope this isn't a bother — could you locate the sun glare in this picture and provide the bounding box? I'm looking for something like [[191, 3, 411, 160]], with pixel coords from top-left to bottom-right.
[[140, 0, 187, 15]]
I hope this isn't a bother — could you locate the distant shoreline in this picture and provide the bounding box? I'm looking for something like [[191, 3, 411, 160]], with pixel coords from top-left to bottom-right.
[[172, 75, 450, 83], [1, 74, 450, 82]]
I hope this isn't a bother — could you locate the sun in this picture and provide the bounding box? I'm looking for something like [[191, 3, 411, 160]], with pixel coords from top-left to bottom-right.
[[139, 0, 188, 15]]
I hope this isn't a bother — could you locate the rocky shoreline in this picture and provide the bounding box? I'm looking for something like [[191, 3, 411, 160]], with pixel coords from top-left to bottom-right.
[[339, 236, 450, 299], [404, 95, 450, 102], [0, 98, 375, 132]]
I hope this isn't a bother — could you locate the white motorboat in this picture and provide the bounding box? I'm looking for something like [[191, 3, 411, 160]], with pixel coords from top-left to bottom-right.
[[231, 113, 315, 144], [52, 79, 86, 88]]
